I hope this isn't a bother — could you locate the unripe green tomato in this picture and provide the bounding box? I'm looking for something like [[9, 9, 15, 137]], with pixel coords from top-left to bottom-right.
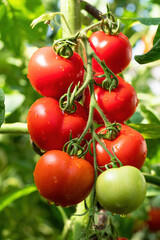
[[96, 166, 147, 214]]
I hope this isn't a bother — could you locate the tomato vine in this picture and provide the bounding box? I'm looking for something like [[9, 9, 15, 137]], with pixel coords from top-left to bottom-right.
[[0, 1, 160, 240]]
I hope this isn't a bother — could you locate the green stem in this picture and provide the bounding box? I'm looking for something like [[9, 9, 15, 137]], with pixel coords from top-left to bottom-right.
[[57, 206, 68, 224], [0, 123, 28, 134], [60, 0, 81, 38], [143, 173, 160, 186]]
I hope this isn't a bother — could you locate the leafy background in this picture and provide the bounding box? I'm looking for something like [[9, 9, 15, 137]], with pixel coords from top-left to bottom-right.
[[0, 0, 160, 239]]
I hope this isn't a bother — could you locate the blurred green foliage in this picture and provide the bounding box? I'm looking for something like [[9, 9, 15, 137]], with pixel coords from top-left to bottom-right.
[[0, 0, 160, 239]]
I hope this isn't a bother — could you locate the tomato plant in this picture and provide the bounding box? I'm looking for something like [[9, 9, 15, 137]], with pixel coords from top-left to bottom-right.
[[2, 1, 160, 239], [27, 97, 87, 151], [86, 124, 147, 170], [89, 31, 132, 74], [96, 166, 147, 214], [83, 76, 138, 124], [27, 46, 84, 99], [34, 150, 95, 207]]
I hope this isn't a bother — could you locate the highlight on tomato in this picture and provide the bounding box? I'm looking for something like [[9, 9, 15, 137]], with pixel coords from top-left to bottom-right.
[[27, 46, 84, 99], [96, 166, 147, 214], [86, 124, 147, 170], [34, 150, 95, 207], [27, 97, 87, 151], [83, 76, 138, 124], [89, 31, 132, 74]]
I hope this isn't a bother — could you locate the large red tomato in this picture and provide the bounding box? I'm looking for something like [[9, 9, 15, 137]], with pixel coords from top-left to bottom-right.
[[83, 76, 138, 124], [34, 150, 95, 207], [27, 97, 87, 151], [89, 31, 132, 74], [86, 124, 147, 170], [27, 47, 84, 99]]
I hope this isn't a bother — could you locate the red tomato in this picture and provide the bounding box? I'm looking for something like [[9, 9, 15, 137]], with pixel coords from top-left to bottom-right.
[[34, 150, 95, 207], [147, 208, 160, 231], [117, 238, 128, 240], [83, 76, 138, 124], [86, 124, 147, 170], [27, 97, 87, 151], [27, 47, 84, 99], [89, 31, 132, 74]]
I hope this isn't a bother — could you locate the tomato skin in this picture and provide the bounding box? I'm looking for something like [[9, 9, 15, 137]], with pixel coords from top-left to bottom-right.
[[83, 76, 138, 124], [27, 97, 87, 151], [34, 150, 95, 207], [147, 208, 160, 231], [96, 166, 147, 214], [86, 124, 147, 170], [27, 47, 84, 99], [89, 31, 132, 74]]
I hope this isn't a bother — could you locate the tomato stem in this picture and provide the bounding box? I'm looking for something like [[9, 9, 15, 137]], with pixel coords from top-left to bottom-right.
[[143, 173, 160, 186], [57, 206, 68, 224], [0, 123, 28, 134], [60, 0, 81, 38]]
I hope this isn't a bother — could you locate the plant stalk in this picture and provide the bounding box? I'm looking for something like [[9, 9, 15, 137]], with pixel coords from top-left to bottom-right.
[[0, 123, 28, 134], [60, 0, 81, 38]]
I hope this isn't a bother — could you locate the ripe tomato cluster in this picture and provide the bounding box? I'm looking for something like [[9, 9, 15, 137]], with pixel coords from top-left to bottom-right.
[[27, 46, 95, 207], [27, 30, 147, 214]]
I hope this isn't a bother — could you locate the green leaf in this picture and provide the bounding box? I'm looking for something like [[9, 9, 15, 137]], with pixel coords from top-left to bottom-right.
[[0, 184, 37, 212], [146, 187, 160, 197], [140, 104, 160, 124], [153, 24, 160, 45], [134, 39, 160, 64], [0, 0, 46, 55], [5, 92, 25, 116], [129, 123, 160, 139], [0, 88, 5, 127], [121, 17, 160, 26]]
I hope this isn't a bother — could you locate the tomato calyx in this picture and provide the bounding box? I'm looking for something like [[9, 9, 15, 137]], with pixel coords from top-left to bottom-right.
[[53, 37, 78, 58], [100, 4, 121, 35], [93, 58, 119, 92], [63, 136, 90, 158], [98, 123, 121, 141]]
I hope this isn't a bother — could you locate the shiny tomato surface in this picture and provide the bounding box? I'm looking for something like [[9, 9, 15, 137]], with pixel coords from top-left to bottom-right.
[[89, 31, 132, 74], [34, 150, 95, 207], [27, 97, 87, 151], [96, 166, 147, 214], [83, 76, 138, 124], [28, 47, 84, 99], [86, 124, 147, 170]]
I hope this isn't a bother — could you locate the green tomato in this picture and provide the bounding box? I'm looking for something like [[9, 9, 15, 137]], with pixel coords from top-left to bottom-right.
[[96, 166, 147, 214]]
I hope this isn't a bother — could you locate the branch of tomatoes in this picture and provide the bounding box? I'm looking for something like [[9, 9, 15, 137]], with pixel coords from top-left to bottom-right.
[[2, 2, 160, 239]]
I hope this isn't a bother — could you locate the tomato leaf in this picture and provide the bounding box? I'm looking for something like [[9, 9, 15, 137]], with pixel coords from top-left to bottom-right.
[[134, 39, 160, 64], [5, 92, 25, 117], [129, 123, 160, 139], [0, 184, 37, 212], [0, 88, 5, 127], [140, 104, 160, 124], [121, 17, 160, 26], [146, 186, 160, 197], [153, 24, 160, 45]]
